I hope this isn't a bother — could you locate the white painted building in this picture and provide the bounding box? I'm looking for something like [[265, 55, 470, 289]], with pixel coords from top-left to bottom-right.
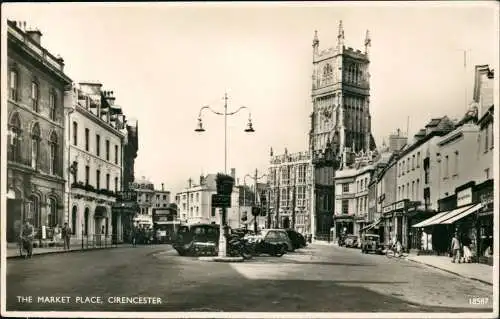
[[64, 83, 127, 241], [334, 153, 376, 239], [176, 170, 241, 228]]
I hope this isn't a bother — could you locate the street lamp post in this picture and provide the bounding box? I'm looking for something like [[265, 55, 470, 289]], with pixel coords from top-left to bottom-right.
[[195, 93, 255, 258], [243, 170, 267, 232]]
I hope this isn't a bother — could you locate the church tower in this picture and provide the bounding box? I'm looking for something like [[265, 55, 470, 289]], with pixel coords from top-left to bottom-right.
[[309, 22, 375, 238]]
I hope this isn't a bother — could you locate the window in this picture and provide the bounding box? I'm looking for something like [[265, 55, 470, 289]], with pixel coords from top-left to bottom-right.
[[48, 198, 57, 227], [417, 152, 421, 168], [96, 134, 101, 156], [406, 182, 409, 198], [96, 170, 101, 189], [114, 145, 119, 164], [407, 159, 410, 173], [49, 132, 58, 175], [402, 185, 405, 199], [343, 183, 349, 193], [490, 124, 494, 149], [411, 181, 415, 200], [402, 160, 405, 175], [416, 179, 420, 199], [9, 70, 18, 101], [72, 122, 78, 145], [115, 177, 118, 192], [356, 198, 359, 213], [342, 200, 349, 215], [412, 155, 415, 170], [31, 123, 40, 169], [85, 165, 90, 185], [360, 180, 364, 191], [106, 174, 110, 190], [444, 155, 449, 178], [398, 186, 401, 200], [156, 195, 160, 201], [163, 195, 167, 200], [484, 126, 489, 152], [85, 128, 89, 151], [298, 165, 306, 184], [196, 193, 199, 202], [485, 168, 490, 179], [8, 112, 22, 162], [31, 81, 39, 112], [454, 151, 459, 176], [71, 206, 77, 235], [357, 181, 360, 192], [28, 196, 40, 229], [281, 168, 290, 185], [49, 90, 56, 121], [105, 140, 110, 161]]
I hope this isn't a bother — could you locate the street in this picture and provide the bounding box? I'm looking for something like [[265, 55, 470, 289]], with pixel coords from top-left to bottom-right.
[[6, 244, 493, 313]]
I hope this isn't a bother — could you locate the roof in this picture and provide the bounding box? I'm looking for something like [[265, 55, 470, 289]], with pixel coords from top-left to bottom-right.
[[425, 118, 442, 127]]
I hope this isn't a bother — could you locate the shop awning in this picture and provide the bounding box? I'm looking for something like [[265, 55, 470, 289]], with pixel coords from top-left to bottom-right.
[[412, 204, 473, 228], [360, 219, 382, 232], [439, 203, 482, 225]]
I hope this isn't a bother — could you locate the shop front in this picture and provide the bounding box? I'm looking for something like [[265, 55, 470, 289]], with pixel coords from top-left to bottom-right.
[[333, 215, 354, 240], [381, 204, 393, 246], [412, 180, 492, 263]]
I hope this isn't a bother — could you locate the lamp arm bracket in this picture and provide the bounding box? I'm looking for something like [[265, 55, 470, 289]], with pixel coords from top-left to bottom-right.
[[227, 106, 250, 117], [198, 105, 224, 117]]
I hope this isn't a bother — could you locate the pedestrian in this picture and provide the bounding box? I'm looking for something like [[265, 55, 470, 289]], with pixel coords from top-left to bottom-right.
[[131, 225, 137, 247], [450, 233, 461, 263], [62, 222, 72, 251], [462, 234, 472, 263], [20, 218, 35, 258]]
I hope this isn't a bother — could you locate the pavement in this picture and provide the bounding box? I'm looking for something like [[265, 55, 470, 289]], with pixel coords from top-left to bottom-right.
[[405, 254, 493, 286], [4, 243, 495, 313], [5, 240, 131, 258]]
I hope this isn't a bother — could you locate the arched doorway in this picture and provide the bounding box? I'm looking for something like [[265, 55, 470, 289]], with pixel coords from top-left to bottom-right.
[[71, 206, 78, 236], [283, 216, 290, 229], [6, 187, 22, 242], [84, 207, 89, 236], [28, 195, 40, 229], [47, 197, 57, 227]]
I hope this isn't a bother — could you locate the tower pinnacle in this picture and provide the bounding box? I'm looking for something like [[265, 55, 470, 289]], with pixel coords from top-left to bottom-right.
[[337, 20, 345, 48], [364, 29, 371, 55]]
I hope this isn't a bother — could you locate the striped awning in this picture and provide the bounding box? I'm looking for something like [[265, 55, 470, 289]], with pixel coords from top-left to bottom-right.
[[440, 203, 482, 225], [412, 204, 474, 228]]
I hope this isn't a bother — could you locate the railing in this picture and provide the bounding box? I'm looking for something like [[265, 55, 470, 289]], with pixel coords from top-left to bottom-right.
[[80, 234, 118, 249]]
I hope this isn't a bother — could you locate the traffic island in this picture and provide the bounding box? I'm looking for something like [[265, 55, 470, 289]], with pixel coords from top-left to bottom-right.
[[198, 256, 244, 262]]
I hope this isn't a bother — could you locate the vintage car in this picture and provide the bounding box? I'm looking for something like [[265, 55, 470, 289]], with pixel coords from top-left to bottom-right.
[[344, 235, 359, 248], [172, 223, 219, 256], [361, 234, 383, 254], [259, 229, 294, 252]]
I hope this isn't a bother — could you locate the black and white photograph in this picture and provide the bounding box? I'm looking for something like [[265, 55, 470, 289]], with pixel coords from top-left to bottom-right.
[[1, 2, 498, 318]]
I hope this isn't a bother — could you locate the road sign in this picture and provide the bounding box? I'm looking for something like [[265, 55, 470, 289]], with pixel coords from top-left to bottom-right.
[[212, 194, 231, 208]]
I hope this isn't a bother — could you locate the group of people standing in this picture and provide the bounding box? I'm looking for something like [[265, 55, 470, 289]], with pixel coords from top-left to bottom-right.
[[130, 224, 154, 246], [450, 232, 473, 263], [18, 219, 72, 258]]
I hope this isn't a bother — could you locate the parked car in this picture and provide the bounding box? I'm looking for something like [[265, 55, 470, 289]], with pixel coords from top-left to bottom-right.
[[361, 234, 383, 254], [285, 229, 307, 249], [172, 224, 219, 256], [259, 229, 294, 252], [344, 235, 359, 248]]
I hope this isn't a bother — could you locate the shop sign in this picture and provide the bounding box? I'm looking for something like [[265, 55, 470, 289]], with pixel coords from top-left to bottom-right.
[[382, 204, 394, 214], [394, 201, 406, 211], [480, 192, 493, 206], [456, 188, 472, 206]]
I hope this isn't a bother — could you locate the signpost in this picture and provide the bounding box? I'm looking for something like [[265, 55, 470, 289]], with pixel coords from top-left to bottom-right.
[[211, 194, 231, 208]]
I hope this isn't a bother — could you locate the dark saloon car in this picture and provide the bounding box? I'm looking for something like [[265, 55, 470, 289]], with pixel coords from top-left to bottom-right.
[[172, 223, 219, 256], [285, 229, 307, 249]]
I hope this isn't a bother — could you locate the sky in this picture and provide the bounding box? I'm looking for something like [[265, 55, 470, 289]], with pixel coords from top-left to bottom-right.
[[3, 2, 499, 196]]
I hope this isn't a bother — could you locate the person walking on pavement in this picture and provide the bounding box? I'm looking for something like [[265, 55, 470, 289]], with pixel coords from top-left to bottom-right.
[[462, 234, 472, 263], [62, 222, 72, 251], [450, 233, 461, 263], [20, 218, 35, 258]]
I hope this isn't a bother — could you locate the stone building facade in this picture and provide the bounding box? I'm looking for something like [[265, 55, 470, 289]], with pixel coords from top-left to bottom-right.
[[309, 22, 376, 239], [6, 20, 72, 243], [64, 82, 128, 242], [268, 148, 313, 234]]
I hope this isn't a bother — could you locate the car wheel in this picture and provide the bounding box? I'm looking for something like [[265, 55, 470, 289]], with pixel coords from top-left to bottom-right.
[[275, 245, 285, 257]]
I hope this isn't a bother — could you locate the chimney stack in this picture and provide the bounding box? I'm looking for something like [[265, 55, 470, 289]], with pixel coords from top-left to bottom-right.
[[26, 28, 42, 46], [161, 183, 164, 191]]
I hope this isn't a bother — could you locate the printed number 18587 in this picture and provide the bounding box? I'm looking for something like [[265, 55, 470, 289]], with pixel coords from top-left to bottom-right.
[[468, 296, 489, 305]]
